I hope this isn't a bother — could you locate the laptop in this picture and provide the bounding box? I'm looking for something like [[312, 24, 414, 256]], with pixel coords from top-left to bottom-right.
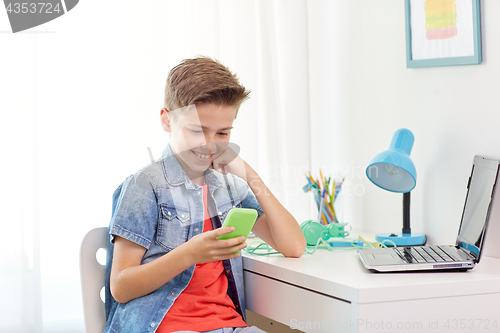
[[358, 155, 500, 272]]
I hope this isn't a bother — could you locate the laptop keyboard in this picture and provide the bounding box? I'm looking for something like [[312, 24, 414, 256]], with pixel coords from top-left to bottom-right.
[[395, 246, 463, 264]]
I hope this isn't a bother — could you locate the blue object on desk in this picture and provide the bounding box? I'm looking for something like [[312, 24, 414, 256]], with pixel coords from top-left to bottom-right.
[[365, 128, 426, 246], [366, 128, 416, 193]]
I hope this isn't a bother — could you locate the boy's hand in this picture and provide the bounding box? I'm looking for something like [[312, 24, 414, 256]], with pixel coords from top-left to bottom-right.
[[211, 143, 249, 181], [184, 226, 247, 264]]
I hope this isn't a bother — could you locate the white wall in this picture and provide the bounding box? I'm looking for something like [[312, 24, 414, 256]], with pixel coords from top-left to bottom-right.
[[307, 0, 500, 246]]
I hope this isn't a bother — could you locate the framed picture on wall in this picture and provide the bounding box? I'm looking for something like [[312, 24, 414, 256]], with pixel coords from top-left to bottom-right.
[[405, 0, 482, 68]]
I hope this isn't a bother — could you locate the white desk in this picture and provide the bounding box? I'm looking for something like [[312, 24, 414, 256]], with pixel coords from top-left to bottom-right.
[[242, 240, 500, 333]]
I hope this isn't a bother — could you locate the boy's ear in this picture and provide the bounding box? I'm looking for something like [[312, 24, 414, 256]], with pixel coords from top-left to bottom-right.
[[160, 108, 172, 133]]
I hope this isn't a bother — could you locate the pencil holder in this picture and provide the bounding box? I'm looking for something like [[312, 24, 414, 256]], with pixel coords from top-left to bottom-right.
[[303, 171, 345, 226]]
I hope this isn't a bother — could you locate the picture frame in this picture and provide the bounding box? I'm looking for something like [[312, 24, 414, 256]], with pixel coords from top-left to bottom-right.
[[405, 0, 482, 68]]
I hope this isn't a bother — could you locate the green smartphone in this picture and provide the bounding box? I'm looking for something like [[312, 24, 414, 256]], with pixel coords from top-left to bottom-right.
[[217, 208, 258, 252]]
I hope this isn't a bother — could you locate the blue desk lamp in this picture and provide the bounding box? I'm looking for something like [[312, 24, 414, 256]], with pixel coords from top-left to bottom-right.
[[365, 128, 426, 246]]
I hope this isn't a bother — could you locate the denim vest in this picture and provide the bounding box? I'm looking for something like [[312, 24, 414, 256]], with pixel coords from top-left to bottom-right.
[[104, 144, 263, 333]]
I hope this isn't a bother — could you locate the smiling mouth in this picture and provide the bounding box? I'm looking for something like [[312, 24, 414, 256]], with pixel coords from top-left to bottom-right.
[[192, 150, 212, 161]]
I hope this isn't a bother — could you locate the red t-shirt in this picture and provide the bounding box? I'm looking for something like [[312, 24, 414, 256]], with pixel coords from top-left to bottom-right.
[[157, 183, 247, 332]]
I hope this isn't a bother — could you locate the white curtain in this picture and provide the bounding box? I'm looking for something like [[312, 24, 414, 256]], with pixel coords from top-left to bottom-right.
[[1, 36, 43, 333], [0, 1, 312, 331]]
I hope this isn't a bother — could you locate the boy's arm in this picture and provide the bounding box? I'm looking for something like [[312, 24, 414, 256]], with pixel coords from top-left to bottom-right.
[[212, 148, 306, 257], [110, 227, 247, 304]]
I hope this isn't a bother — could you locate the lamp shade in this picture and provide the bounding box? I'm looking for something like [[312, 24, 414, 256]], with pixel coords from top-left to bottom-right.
[[366, 128, 417, 193]]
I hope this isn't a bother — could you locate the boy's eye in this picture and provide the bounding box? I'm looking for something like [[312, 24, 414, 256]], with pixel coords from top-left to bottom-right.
[[218, 132, 229, 136]]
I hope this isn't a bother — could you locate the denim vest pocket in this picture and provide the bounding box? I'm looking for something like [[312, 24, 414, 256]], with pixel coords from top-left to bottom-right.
[[156, 204, 190, 251]]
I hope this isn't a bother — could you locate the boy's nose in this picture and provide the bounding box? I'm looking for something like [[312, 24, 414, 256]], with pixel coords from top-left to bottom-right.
[[203, 135, 213, 148], [198, 135, 214, 154]]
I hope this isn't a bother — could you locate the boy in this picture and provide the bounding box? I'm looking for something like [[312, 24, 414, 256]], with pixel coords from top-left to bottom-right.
[[104, 57, 307, 333]]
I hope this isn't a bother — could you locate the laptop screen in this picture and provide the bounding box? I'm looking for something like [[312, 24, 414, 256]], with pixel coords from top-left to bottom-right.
[[456, 156, 499, 262]]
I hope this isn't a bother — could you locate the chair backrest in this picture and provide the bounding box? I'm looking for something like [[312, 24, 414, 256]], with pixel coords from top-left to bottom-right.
[[80, 227, 108, 333]]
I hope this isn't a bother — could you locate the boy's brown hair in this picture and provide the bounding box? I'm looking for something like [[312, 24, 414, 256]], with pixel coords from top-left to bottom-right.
[[164, 56, 250, 118]]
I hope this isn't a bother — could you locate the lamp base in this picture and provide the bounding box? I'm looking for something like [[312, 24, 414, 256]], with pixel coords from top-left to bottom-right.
[[376, 232, 426, 247]]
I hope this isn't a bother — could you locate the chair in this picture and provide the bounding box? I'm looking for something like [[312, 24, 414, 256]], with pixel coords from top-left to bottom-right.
[[80, 227, 108, 333]]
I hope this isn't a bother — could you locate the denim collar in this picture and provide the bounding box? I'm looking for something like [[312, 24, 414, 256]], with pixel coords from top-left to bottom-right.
[[161, 144, 222, 190]]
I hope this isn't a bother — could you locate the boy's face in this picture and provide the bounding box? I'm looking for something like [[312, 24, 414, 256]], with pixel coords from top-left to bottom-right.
[[161, 103, 237, 180]]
